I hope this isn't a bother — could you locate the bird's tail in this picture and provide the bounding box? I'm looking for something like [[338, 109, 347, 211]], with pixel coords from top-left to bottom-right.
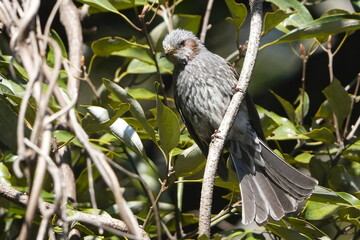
[[230, 139, 318, 225]]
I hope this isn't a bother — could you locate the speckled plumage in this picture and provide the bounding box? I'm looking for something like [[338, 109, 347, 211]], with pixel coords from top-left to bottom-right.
[[162, 29, 317, 225]]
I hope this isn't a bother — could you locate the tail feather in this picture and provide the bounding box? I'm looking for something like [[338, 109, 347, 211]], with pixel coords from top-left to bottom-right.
[[230, 139, 317, 225], [260, 140, 318, 196]]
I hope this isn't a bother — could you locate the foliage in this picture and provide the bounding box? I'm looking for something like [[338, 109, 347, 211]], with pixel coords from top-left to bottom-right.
[[0, 0, 359, 239]]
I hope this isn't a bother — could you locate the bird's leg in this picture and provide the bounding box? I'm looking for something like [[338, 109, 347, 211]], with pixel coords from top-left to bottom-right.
[[211, 129, 223, 139]]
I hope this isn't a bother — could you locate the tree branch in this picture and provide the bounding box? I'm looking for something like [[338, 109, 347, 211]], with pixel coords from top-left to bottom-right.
[[198, 0, 263, 237], [0, 182, 147, 239], [200, 0, 214, 42]]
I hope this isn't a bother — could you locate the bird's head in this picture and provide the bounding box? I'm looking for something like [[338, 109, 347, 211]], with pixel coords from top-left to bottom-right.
[[161, 29, 203, 64]]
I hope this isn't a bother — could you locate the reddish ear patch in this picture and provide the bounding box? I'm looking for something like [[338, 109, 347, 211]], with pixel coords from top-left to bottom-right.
[[185, 39, 199, 59]]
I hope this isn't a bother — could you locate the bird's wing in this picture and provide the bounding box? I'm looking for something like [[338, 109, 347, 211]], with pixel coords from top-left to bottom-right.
[[175, 101, 210, 156], [245, 93, 267, 142], [229, 63, 266, 142]]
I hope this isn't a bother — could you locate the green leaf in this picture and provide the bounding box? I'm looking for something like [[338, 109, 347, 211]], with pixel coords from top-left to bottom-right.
[[351, 0, 360, 12], [103, 78, 156, 142], [126, 54, 173, 75], [76, 0, 140, 29], [47, 30, 68, 67], [265, 221, 309, 240], [1, 55, 28, 80], [304, 127, 335, 145], [262, 9, 293, 36], [338, 207, 360, 226], [312, 100, 333, 130], [304, 201, 340, 220], [294, 89, 309, 123], [323, 78, 352, 128], [84, 104, 129, 132], [150, 14, 202, 51], [53, 130, 83, 147], [0, 75, 15, 94], [174, 144, 206, 178], [224, 0, 247, 30], [88, 105, 149, 160], [309, 186, 360, 208], [343, 140, 360, 162], [294, 152, 313, 164], [0, 96, 21, 151], [263, 14, 360, 47], [285, 217, 330, 240], [79, 0, 147, 13], [329, 165, 360, 194], [0, 162, 11, 184], [91, 37, 153, 64], [265, 0, 313, 31], [270, 90, 295, 122], [126, 88, 158, 101], [256, 105, 307, 140], [156, 92, 180, 157]]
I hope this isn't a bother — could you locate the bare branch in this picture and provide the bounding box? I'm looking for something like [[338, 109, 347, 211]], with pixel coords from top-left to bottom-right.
[[0, 182, 147, 239], [200, 0, 214, 42], [198, 0, 263, 236]]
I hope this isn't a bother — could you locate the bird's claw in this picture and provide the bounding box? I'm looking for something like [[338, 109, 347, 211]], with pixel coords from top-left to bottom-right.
[[211, 130, 223, 139], [232, 86, 245, 94]]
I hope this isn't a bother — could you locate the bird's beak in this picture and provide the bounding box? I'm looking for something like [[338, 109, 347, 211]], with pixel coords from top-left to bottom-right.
[[159, 52, 166, 58], [159, 47, 175, 58]]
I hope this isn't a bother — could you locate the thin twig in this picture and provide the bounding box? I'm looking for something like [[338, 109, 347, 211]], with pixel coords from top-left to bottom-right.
[[200, 0, 214, 42], [0, 182, 145, 239], [138, 6, 168, 104], [344, 73, 360, 138], [198, 0, 263, 237]]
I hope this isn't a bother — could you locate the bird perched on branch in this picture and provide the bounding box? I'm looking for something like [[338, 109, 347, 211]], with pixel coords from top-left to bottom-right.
[[161, 29, 317, 225]]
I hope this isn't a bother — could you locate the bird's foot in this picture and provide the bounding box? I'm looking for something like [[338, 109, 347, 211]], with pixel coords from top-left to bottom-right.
[[211, 129, 223, 139], [232, 85, 245, 94]]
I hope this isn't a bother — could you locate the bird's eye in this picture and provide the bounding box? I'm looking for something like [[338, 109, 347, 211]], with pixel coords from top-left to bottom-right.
[[179, 40, 186, 46]]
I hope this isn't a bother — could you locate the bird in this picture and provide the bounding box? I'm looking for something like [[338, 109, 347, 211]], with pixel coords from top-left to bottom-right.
[[161, 29, 318, 225]]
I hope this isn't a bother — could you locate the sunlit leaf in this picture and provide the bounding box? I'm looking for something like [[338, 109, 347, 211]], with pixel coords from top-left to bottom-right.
[[53, 130, 83, 147], [91, 37, 153, 64], [85, 104, 129, 132], [294, 152, 313, 163], [351, 0, 360, 12], [262, 9, 293, 36], [0, 162, 11, 184], [304, 201, 340, 220], [224, 0, 247, 30], [263, 13, 360, 47], [174, 144, 206, 178], [103, 78, 156, 142], [294, 89, 309, 123], [304, 127, 335, 145], [265, 0, 313, 32], [87, 105, 149, 160]]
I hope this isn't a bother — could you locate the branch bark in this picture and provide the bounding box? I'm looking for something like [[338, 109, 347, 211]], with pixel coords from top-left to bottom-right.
[[198, 0, 263, 237], [0, 182, 147, 239]]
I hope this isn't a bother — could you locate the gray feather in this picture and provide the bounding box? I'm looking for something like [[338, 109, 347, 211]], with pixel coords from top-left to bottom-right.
[[162, 29, 318, 225]]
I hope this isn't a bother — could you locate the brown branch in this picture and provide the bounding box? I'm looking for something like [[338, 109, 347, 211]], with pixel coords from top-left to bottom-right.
[[0, 182, 146, 239], [198, 0, 263, 237]]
